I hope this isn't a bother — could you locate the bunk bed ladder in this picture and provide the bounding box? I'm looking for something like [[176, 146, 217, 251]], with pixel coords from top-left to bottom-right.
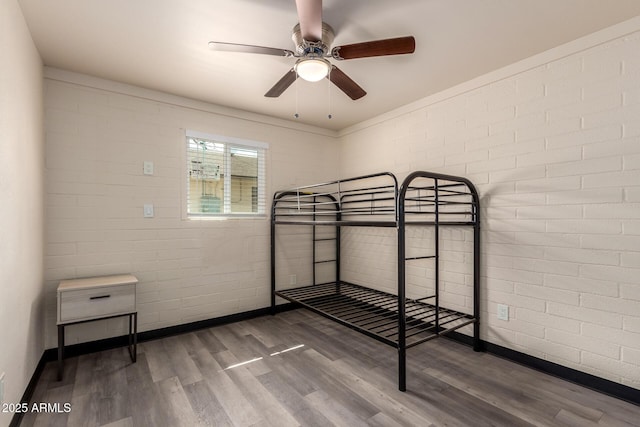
[[312, 234, 337, 285], [312, 196, 339, 287], [405, 180, 440, 328]]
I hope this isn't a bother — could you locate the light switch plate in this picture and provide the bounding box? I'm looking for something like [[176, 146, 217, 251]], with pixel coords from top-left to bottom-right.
[[143, 204, 154, 218], [497, 304, 509, 321], [143, 161, 154, 175]]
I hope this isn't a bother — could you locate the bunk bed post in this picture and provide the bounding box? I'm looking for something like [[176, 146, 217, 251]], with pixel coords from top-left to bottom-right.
[[336, 222, 341, 287], [270, 194, 277, 315], [312, 196, 317, 286], [397, 176, 408, 392], [434, 179, 440, 334], [335, 195, 342, 293], [473, 193, 482, 352]]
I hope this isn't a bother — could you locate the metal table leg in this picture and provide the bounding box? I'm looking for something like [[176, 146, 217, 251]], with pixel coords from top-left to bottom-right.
[[57, 325, 65, 381], [128, 312, 138, 363]]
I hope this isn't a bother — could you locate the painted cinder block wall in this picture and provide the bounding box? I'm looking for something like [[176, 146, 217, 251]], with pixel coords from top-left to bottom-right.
[[42, 71, 340, 349], [338, 19, 640, 388], [0, 1, 44, 425]]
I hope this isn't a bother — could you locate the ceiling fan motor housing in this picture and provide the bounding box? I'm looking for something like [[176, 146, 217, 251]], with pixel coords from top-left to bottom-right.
[[292, 22, 335, 56]]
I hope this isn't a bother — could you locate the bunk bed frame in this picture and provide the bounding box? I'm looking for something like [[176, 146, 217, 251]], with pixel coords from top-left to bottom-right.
[[270, 171, 481, 391]]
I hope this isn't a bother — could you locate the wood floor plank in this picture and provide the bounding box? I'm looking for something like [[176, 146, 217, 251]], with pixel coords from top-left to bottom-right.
[[242, 318, 283, 349], [210, 324, 264, 369], [160, 335, 203, 386], [190, 347, 222, 379], [256, 370, 335, 427], [66, 391, 99, 427], [96, 355, 128, 400], [176, 332, 207, 358], [70, 353, 99, 399], [194, 329, 227, 354], [182, 380, 234, 427], [125, 381, 172, 427], [203, 374, 262, 427], [213, 351, 300, 427], [194, 351, 263, 427], [139, 339, 177, 384], [239, 335, 276, 377], [124, 353, 153, 389], [304, 389, 371, 427], [554, 408, 601, 427], [285, 320, 352, 362], [367, 412, 416, 427], [156, 376, 198, 427], [598, 412, 639, 427], [266, 354, 318, 397], [213, 344, 271, 378], [100, 417, 133, 427], [299, 347, 435, 426], [272, 348, 379, 420], [97, 391, 129, 427]]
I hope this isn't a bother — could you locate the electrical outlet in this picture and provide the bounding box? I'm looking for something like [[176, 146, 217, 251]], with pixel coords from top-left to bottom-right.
[[497, 304, 509, 321], [0, 372, 5, 403], [289, 274, 297, 285]]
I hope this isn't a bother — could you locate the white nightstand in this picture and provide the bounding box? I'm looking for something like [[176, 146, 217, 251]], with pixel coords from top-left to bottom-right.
[[57, 274, 138, 380]]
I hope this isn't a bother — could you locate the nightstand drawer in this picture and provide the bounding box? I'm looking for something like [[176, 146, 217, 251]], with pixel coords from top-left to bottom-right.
[[59, 283, 136, 323]]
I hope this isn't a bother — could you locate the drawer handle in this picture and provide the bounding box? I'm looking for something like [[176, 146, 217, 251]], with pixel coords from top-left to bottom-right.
[[90, 295, 111, 300]]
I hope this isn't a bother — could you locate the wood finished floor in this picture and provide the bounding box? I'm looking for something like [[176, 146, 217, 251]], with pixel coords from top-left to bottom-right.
[[21, 309, 640, 427]]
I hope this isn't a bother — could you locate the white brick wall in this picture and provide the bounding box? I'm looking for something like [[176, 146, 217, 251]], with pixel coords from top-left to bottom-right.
[[339, 27, 640, 388], [43, 74, 339, 348]]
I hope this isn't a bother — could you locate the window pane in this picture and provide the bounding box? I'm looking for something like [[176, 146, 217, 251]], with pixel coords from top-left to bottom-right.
[[188, 138, 224, 214], [230, 147, 258, 213]]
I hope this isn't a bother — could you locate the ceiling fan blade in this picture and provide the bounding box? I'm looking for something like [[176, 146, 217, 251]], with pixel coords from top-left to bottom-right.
[[209, 41, 294, 57], [329, 66, 366, 100], [295, 0, 323, 42], [265, 69, 297, 97], [331, 36, 415, 60]]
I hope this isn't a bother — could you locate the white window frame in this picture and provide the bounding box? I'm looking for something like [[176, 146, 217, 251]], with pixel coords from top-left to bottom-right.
[[183, 129, 268, 219]]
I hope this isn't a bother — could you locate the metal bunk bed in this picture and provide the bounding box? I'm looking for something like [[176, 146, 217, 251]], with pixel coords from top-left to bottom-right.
[[270, 171, 481, 391]]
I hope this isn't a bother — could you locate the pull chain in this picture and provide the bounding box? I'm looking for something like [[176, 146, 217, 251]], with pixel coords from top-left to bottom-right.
[[327, 66, 332, 120], [294, 72, 300, 119]]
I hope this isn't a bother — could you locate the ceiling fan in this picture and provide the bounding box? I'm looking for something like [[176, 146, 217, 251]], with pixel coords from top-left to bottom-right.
[[208, 0, 415, 100]]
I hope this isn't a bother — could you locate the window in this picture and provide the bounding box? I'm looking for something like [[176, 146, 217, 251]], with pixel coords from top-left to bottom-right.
[[185, 130, 267, 218]]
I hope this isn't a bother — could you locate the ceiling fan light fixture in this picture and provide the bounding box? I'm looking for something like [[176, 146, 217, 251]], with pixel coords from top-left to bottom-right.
[[295, 58, 330, 82]]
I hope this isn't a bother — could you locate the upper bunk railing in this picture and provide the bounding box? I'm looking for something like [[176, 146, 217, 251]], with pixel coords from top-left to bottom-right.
[[272, 172, 398, 226], [272, 171, 479, 226], [399, 171, 480, 226]]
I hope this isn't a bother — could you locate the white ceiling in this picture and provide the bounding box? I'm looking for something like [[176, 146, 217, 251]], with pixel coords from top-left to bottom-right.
[[18, 0, 640, 131]]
